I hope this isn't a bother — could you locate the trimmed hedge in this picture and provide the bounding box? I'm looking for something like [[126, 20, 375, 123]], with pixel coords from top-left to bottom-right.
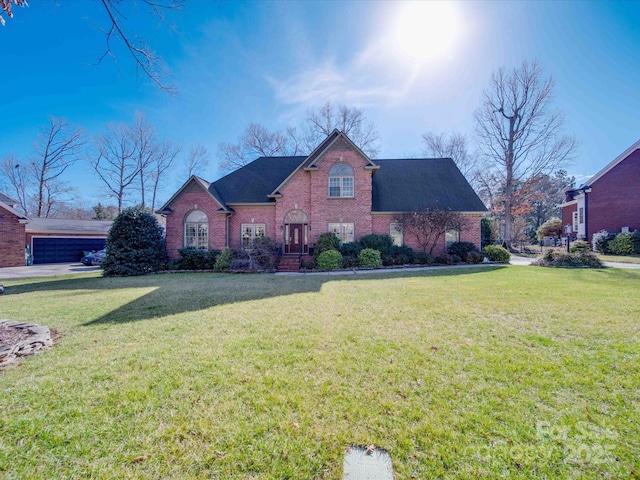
[[314, 233, 340, 258], [358, 248, 382, 268], [317, 249, 343, 270], [483, 245, 511, 263]]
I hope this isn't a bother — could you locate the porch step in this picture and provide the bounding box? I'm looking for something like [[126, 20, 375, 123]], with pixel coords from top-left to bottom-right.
[[277, 255, 313, 272]]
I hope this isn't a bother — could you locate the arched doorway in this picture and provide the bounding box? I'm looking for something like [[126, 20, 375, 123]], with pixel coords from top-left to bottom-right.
[[283, 209, 309, 254]]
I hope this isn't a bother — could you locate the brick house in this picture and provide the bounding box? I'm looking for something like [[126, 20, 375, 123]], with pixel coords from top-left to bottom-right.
[[0, 193, 29, 267], [561, 138, 640, 242], [0, 193, 112, 267], [158, 130, 486, 268]]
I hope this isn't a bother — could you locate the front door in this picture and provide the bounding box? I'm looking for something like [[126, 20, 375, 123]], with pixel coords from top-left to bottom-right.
[[288, 223, 303, 254]]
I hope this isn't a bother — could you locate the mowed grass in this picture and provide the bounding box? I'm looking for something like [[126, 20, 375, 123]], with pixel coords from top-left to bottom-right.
[[0, 266, 639, 479]]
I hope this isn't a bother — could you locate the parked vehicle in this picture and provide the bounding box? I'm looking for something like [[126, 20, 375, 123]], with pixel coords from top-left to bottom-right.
[[81, 250, 105, 266]]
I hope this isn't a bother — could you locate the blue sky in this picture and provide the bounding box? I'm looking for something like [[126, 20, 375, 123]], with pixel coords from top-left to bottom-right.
[[2, 0, 639, 209]]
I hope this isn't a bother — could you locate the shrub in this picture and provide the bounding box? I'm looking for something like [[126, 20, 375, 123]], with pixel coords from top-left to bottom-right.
[[609, 232, 635, 256], [632, 231, 640, 254], [592, 230, 616, 253], [247, 236, 275, 268], [316, 249, 343, 270], [314, 233, 340, 258], [359, 234, 394, 256], [229, 258, 260, 272], [214, 249, 234, 271], [339, 242, 362, 257], [536, 217, 563, 241], [466, 251, 484, 264], [414, 252, 434, 265], [102, 207, 167, 277], [483, 245, 511, 263], [300, 257, 317, 270], [342, 255, 359, 268], [481, 217, 497, 248], [447, 241, 478, 258], [391, 245, 415, 265], [177, 248, 210, 270], [434, 253, 454, 265], [534, 250, 603, 268], [569, 241, 590, 253], [358, 248, 382, 268]]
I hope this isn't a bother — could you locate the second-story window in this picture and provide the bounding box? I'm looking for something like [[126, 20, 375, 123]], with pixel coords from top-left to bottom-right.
[[328, 163, 354, 198]]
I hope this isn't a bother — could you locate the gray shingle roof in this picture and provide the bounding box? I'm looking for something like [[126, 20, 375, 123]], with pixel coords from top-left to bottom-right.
[[372, 159, 487, 212], [0, 192, 19, 205], [210, 156, 306, 203], [25, 218, 113, 234], [207, 156, 486, 212]]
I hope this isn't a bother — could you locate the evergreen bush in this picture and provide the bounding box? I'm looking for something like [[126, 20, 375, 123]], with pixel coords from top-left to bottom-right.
[[609, 232, 635, 255], [316, 249, 343, 270], [214, 249, 234, 271], [102, 207, 167, 277], [447, 241, 478, 258], [483, 245, 511, 263], [359, 234, 394, 256], [314, 233, 340, 258], [358, 248, 382, 268]]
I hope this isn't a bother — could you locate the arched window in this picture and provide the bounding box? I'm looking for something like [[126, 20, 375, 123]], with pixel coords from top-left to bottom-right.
[[328, 163, 354, 198], [184, 210, 208, 249]]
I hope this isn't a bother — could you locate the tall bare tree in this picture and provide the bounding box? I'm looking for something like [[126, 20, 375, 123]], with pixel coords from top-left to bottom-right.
[[421, 132, 477, 182], [131, 113, 158, 209], [184, 143, 210, 179], [148, 140, 180, 211], [474, 61, 576, 245], [91, 123, 139, 213], [217, 101, 380, 173], [0, 154, 30, 215], [31, 117, 85, 217]]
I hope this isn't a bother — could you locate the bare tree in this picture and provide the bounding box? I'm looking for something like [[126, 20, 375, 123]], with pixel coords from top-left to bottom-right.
[[148, 140, 180, 211], [0, 154, 30, 215], [303, 101, 380, 156], [0, 0, 27, 26], [184, 143, 210, 179], [421, 132, 477, 182], [3, 0, 182, 93], [217, 101, 380, 173], [396, 206, 468, 255], [31, 117, 85, 217], [474, 61, 576, 245], [218, 123, 293, 173], [91, 123, 139, 213], [130, 113, 158, 209]]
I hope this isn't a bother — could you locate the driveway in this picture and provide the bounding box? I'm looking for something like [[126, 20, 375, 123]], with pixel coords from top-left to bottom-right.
[[0, 263, 101, 280]]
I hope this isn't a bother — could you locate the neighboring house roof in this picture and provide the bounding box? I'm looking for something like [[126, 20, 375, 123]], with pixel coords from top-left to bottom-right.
[[25, 218, 112, 235], [372, 158, 486, 212], [0, 199, 28, 222], [0, 192, 19, 206], [213, 156, 305, 204], [580, 138, 640, 188]]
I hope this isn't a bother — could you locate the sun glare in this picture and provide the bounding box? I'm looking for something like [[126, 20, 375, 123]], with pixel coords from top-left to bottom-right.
[[393, 1, 461, 62]]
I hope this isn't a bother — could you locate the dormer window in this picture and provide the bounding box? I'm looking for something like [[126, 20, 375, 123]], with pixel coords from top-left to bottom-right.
[[328, 163, 354, 198]]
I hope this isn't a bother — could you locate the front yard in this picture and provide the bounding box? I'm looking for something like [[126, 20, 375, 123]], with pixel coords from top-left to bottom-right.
[[0, 266, 638, 479]]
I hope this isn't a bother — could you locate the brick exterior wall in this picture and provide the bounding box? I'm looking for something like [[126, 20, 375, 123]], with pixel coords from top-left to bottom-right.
[[164, 141, 484, 258], [0, 205, 26, 267], [164, 185, 228, 259], [584, 148, 640, 239], [276, 141, 374, 246]]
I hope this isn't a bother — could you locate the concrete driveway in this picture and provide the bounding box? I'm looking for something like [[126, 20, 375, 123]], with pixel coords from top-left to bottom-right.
[[0, 263, 101, 280]]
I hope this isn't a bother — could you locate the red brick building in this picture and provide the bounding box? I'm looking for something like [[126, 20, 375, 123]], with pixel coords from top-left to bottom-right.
[[0, 194, 28, 267], [561, 139, 640, 242], [158, 130, 486, 265]]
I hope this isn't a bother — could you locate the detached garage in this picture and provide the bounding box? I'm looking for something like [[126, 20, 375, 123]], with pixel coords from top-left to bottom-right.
[[26, 218, 112, 265]]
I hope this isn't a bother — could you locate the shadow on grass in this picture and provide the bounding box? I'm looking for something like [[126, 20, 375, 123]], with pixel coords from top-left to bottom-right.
[[5, 266, 508, 326]]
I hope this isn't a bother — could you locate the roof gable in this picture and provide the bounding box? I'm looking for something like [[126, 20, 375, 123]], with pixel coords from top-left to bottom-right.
[[269, 130, 378, 197], [583, 138, 640, 187], [156, 176, 228, 214]]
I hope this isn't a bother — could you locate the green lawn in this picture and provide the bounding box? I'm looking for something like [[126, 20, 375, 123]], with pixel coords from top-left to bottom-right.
[[598, 254, 640, 264], [1, 267, 639, 479]]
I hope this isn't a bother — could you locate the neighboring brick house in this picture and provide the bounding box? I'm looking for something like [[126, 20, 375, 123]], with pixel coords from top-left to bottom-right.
[[0, 194, 29, 267], [561, 138, 640, 242], [0, 192, 113, 267], [158, 130, 487, 268]]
